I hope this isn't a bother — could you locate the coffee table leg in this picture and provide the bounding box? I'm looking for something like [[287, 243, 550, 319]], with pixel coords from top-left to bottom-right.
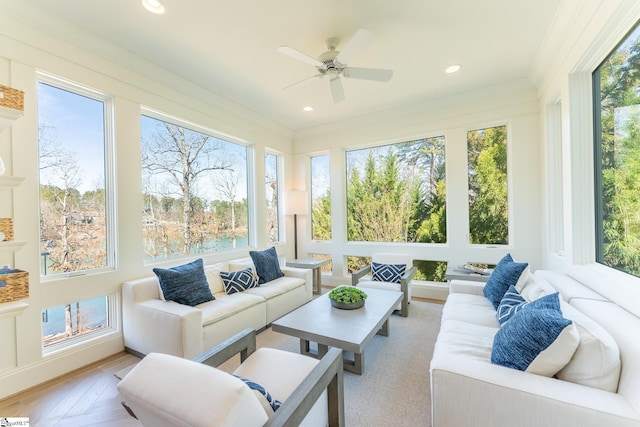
[[377, 318, 389, 337], [317, 343, 329, 359], [343, 352, 364, 375], [300, 339, 311, 356]]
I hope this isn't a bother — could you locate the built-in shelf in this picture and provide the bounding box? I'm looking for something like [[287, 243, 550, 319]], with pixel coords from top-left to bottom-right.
[[0, 300, 29, 319], [0, 175, 25, 189], [0, 104, 23, 133], [0, 240, 26, 253]]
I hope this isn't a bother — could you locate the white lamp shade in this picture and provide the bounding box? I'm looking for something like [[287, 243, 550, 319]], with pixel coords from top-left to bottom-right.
[[284, 190, 308, 215]]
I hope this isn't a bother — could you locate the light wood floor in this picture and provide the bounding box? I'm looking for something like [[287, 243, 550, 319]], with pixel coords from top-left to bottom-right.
[[0, 351, 142, 427]]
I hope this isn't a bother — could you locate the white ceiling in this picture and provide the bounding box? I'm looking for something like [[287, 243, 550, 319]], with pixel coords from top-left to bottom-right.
[[4, 0, 562, 131]]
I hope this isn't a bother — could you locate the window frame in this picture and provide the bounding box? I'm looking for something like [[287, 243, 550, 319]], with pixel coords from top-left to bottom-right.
[[36, 72, 117, 281]]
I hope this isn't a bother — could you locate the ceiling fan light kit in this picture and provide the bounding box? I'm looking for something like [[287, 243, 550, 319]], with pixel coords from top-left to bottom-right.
[[278, 29, 393, 103]]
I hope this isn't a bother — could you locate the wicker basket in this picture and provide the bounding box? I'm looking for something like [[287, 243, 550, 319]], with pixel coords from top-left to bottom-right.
[[0, 269, 29, 303], [0, 84, 25, 112], [0, 218, 14, 241]]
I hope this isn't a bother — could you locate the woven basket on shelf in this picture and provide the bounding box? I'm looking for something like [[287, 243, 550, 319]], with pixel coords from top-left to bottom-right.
[[0, 84, 25, 112], [0, 218, 14, 241], [0, 269, 29, 303]]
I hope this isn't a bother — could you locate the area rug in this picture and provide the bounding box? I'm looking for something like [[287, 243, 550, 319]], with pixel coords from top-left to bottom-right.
[[115, 299, 443, 426]]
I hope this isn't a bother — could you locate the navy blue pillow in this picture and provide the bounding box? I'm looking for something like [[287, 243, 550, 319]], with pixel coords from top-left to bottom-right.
[[220, 268, 258, 295], [153, 259, 214, 306], [233, 375, 282, 412], [371, 262, 406, 283], [483, 254, 528, 309], [249, 246, 284, 284], [491, 307, 577, 375]]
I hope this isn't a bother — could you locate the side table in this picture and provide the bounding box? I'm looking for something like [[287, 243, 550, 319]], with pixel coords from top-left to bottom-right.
[[445, 266, 492, 283], [287, 258, 330, 295]]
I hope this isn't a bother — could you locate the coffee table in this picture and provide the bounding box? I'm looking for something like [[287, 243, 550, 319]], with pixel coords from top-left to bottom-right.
[[272, 287, 402, 374]]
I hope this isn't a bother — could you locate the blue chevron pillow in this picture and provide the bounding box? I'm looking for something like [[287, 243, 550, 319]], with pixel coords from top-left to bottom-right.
[[497, 287, 562, 326], [371, 262, 406, 283], [220, 267, 258, 295]]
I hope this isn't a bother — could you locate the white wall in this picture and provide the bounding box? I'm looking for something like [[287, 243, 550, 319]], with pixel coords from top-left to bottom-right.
[[290, 79, 543, 295], [0, 11, 293, 399]]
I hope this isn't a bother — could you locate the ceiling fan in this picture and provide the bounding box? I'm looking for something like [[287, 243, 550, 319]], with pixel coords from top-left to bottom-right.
[[277, 29, 393, 103]]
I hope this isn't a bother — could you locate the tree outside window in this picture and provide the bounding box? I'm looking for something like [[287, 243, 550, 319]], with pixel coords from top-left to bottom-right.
[[311, 155, 331, 240], [594, 22, 640, 276], [265, 152, 280, 244], [467, 126, 509, 245], [141, 114, 249, 261]]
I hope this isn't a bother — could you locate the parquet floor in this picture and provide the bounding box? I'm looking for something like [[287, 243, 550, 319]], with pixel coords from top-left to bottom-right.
[[0, 352, 141, 427]]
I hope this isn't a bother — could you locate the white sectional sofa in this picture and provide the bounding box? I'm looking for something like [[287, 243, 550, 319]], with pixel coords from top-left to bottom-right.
[[122, 257, 312, 359], [431, 265, 640, 427]]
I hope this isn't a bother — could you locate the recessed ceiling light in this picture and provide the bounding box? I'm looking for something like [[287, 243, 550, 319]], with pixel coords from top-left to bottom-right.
[[303, 106, 314, 112], [445, 64, 461, 74], [142, 0, 166, 14]]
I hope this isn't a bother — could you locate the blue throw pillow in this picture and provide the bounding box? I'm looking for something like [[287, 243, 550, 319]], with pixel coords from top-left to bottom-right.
[[371, 262, 406, 283], [220, 267, 258, 295], [249, 246, 284, 284], [152, 258, 214, 306], [233, 375, 282, 412], [497, 287, 561, 325], [491, 307, 579, 376], [483, 253, 528, 309]]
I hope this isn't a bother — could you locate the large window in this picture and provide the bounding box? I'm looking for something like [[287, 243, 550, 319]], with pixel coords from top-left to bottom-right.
[[265, 152, 280, 244], [345, 137, 446, 243], [311, 154, 331, 240], [594, 22, 640, 276], [467, 125, 509, 245], [141, 113, 249, 261], [37, 79, 113, 275], [42, 296, 109, 348]]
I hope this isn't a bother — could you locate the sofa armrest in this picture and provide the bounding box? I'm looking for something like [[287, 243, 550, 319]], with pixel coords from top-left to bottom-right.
[[282, 266, 313, 299], [124, 298, 203, 359], [449, 279, 485, 296], [266, 347, 345, 427], [194, 328, 257, 367]]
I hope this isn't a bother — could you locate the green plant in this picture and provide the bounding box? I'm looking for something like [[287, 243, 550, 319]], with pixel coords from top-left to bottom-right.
[[328, 286, 368, 304]]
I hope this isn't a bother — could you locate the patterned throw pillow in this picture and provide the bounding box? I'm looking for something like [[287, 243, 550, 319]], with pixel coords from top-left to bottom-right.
[[483, 253, 528, 309], [220, 267, 258, 295], [152, 258, 214, 306], [249, 246, 284, 284], [233, 375, 282, 413], [371, 262, 406, 284], [491, 307, 580, 377], [497, 287, 561, 325]]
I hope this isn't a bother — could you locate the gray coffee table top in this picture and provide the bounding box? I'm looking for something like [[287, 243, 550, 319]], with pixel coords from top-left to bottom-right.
[[272, 287, 402, 354]]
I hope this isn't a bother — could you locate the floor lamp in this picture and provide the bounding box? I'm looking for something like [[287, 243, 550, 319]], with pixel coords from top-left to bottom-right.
[[285, 190, 308, 260]]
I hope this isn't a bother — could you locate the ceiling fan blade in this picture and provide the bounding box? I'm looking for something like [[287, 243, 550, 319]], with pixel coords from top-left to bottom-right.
[[281, 74, 322, 90], [343, 67, 393, 82], [330, 77, 345, 103], [277, 46, 324, 68], [336, 29, 374, 64]]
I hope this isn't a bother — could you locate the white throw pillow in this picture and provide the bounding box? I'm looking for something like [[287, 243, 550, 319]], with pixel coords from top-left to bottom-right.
[[204, 262, 228, 295], [557, 300, 621, 392]]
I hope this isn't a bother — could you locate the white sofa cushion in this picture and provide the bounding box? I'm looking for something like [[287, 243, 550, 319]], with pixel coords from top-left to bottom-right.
[[244, 276, 305, 299], [557, 300, 621, 392], [441, 293, 499, 328], [198, 292, 264, 326], [118, 353, 268, 427]]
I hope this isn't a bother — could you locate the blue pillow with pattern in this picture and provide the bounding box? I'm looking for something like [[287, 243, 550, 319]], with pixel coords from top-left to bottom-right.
[[371, 262, 406, 283], [483, 253, 528, 309], [220, 267, 258, 295], [153, 258, 214, 306], [249, 246, 284, 284], [233, 375, 282, 412], [497, 287, 561, 325]]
